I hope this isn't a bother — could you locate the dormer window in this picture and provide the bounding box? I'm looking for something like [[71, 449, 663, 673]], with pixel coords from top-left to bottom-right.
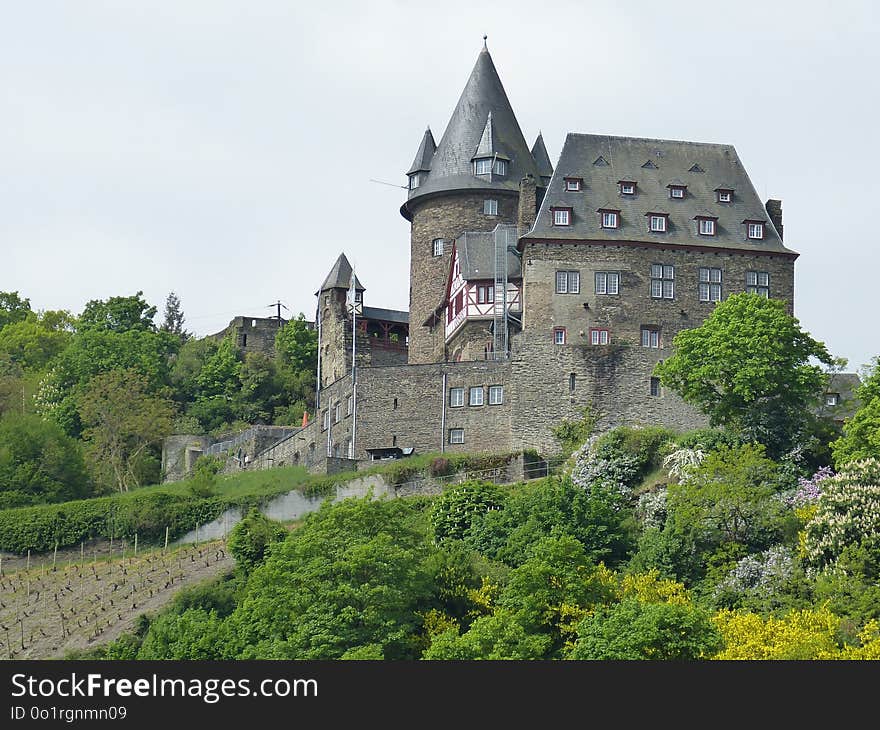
[[474, 157, 507, 176], [564, 177, 582, 192], [551, 207, 572, 226], [826, 393, 840, 406], [474, 159, 492, 175], [409, 173, 420, 190], [716, 188, 734, 203], [695, 216, 717, 236], [599, 209, 620, 229], [646, 212, 668, 233], [618, 180, 636, 196], [668, 185, 687, 199], [744, 220, 765, 240]]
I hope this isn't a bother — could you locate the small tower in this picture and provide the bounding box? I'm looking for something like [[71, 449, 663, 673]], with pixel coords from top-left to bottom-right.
[[316, 253, 365, 388], [400, 41, 548, 364]]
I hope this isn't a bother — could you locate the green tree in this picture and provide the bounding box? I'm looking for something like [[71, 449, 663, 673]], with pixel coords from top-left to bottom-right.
[[429, 480, 506, 543], [0, 291, 32, 330], [137, 608, 228, 660], [0, 312, 74, 371], [78, 291, 157, 333], [666, 443, 785, 551], [0, 413, 92, 507], [568, 599, 722, 660], [78, 369, 176, 492], [423, 610, 551, 660], [832, 357, 880, 466], [654, 293, 832, 456], [275, 314, 318, 373], [226, 497, 433, 659], [160, 291, 189, 340], [227, 508, 288, 574]]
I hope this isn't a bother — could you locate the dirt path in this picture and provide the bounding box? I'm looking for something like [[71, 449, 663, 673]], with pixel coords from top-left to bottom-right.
[[0, 540, 234, 660]]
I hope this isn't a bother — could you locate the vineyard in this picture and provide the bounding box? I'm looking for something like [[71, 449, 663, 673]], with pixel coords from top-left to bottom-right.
[[0, 539, 233, 659]]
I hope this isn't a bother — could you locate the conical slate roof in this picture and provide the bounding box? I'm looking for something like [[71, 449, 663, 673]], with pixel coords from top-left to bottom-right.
[[316, 253, 365, 295], [407, 128, 436, 175], [531, 133, 553, 182], [402, 45, 542, 218]]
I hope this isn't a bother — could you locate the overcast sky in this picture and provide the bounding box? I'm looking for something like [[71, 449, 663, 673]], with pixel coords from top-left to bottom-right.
[[3, 1, 878, 372]]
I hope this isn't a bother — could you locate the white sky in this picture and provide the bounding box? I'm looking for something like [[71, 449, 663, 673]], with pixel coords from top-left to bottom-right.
[[3, 0, 878, 371]]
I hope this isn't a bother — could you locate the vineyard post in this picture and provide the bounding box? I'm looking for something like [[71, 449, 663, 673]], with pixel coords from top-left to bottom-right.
[[53, 542, 58, 571], [134, 533, 138, 557], [26, 550, 30, 571], [5, 627, 9, 659], [80, 541, 84, 569], [20, 618, 24, 650], [0, 556, 3, 577], [164, 527, 169, 553]]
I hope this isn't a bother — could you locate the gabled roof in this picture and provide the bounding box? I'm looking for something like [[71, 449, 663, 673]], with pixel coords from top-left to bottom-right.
[[407, 128, 436, 175], [531, 133, 554, 182], [455, 228, 522, 281], [316, 253, 365, 294], [523, 133, 798, 256], [361, 306, 408, 324], [401, 45, 542, 218]]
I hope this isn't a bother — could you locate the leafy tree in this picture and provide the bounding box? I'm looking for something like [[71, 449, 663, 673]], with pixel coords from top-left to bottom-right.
[[160, 291, 189, 340], [568, 599, 721, 660], [831, 357, 880, 466], [227, 508, 288, 574], [0, 312, 74, 371], [78, 291, 157, 333], [226, 497, 434, 659], [429, 481, 506, 543], [552, 405, 599, 458], [666, 443, 785, 551], [0, 413, 92, 507], [275, 314, 318, 373], [0, 291, 32, 330], [137, 608, 228, 660], [654, 293, 832, 456], [78, 369, 175, 492], [423, 610, 551, 660]]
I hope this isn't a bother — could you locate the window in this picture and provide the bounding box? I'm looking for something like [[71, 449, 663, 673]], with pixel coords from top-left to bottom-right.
[[449, 387, 465, 407], [569, 372, 576, 393], [477, 285, 495, 304], [601, 211, 619, 229], [475, 159, 492, 175], [449, 428, 465, 445], [649, 214, 667, 233], [241, 333, 248, 347], [746, 271, 770, 297], [697, 218, 716, 236], [699, 267, 723, 302], [826, 393, 840, 406], [322, 410, 329, 430], [408, 173, 420, 190], [716, 189, 733, 203], [747, 222, 765, 240], [650, 377, 661, 397], [493, 159, 507, 176], [392, 397, 398, 410], [334, 402, 341, 423], [346, 395, 353, 415], [556, 270, 580, 294], [432, 238, 444, 256], [553, 208, 571, 226], [564, 178, 582, 192], [346, 440, 353, 458], [619, 181, 636, 195], [553, 327, 566, 345], [469, 387, 484, 406], [650, 264, 675, 299], [669, 185, 686, 199], [595, 271, 620, 295], [590, 328, 610, 345], [483, 199, 498, 215], [641, 327, 660, 348], [488, 385, 504, 405]]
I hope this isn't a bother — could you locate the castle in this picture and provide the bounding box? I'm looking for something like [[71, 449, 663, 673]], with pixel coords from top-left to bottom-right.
[[164, 41, 828, 480]]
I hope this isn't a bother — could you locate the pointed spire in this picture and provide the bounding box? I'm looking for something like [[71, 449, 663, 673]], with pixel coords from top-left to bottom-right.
[[482, 34, 488, 51], [474, 112, 494, 158], [407, 127, 436, 175], [531, 133, 553, 181], [402, 43, 542, 213], [317, 253, 365, 295]]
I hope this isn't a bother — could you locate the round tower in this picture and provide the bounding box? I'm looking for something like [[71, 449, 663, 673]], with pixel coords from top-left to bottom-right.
[[400, 42, 551, 365]]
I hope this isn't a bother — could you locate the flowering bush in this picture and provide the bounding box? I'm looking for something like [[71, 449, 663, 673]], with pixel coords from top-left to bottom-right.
[[713, 545, 795, 599], [782, 465, 834, 509], [662, 447, 705, 483], [568, 437, 640, 497], [635, 489, 667, 529], [801, 459, 880, 569]]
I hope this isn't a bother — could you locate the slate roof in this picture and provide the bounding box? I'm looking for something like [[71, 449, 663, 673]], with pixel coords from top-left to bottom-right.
[[523, 133, 798, 256], [531, 133, 554, 184], [362, 306, 409, 324], [407, 128, 436, 175], [455, 227, 522, 281], [317, 253, 365, 294], [401, 46, 542, 219], [824, 372, 862, 420]]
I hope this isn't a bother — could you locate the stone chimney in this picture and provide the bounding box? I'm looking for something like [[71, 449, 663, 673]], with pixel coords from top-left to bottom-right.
[[518, 175, 538, 231], [765, 199, 783, 240]]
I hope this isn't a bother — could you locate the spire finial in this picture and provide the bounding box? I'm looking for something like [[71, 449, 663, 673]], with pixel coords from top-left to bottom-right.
[[482, 34, 488, 50]]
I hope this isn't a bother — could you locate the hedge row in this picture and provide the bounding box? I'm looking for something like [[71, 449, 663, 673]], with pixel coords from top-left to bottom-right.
[[0, 491, 273, 555]]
